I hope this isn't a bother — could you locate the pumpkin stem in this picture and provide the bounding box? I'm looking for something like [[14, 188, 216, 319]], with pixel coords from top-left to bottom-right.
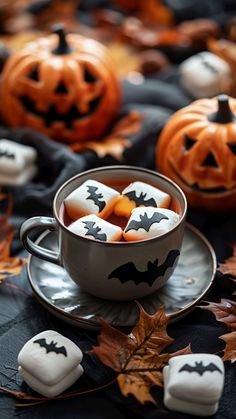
[[208, 95, 235, 124], [52, 24, 72, 55]]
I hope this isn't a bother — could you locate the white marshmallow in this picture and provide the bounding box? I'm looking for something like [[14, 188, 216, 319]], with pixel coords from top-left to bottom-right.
[[18, 330, 83, 397], [64, 179, 120, 220], [19, 365, 83, 398], [180, 52, 232, 98], [123, 207, 179, 241], [114, 181, 171, 218], [68, 214, 122, 242], [0, 164, 37, 186], [163, 354, 225, 416], [0, 139, 37, 185]]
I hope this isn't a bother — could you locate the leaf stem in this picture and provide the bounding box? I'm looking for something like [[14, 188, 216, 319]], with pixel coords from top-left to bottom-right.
[[0, 376, 118, 406]]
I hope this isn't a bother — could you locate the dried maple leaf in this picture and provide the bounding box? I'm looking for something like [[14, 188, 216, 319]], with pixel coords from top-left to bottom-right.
[[0, 194, 27, 283], [200, 299, 236, 363], [69, 112, 142, 159], [92, 303, 192, 404], [199, 299, 236, 331], [220, 331, 236, 363], [218, 244, 236, 277]]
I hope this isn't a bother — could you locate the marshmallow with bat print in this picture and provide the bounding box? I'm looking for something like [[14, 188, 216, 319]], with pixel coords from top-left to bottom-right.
[[18, 330, 83, 397], [64, 179, 120, 220], [123, 207, 179, 241], [68, 214, 122, 242], [163, 353, 225, 416], [0, 139, 37, 185], [114, 181, 171, 218]]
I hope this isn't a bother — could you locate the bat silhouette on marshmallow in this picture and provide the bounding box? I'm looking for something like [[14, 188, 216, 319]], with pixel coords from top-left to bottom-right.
[[125, 211, 169, 233], [124, 190, 156, 207], [82, 220, 107, 241], [86, 185, 105, 212], [33, 338, 67, 356], [179, 361, 223, 376]]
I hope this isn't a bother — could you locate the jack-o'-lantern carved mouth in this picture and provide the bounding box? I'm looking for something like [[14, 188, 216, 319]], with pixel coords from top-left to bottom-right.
[[169, 161, 232, 194], [19, 94, 103, 129]]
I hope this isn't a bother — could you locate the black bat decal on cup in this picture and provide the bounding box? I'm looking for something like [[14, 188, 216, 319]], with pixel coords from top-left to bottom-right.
[[33, 338, 67, 356], [124, 191, 156, 207], [126, 211, 169, 233], [82, 220, 107, 241], [86, 185, 105, 212], [179, 361, 223, 376], [108, 249, 180, 286]]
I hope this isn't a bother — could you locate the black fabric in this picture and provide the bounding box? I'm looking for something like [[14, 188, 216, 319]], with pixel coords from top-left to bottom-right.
[[1, 1, 236, 419]]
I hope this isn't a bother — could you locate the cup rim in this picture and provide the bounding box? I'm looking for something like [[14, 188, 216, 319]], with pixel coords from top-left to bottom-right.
[[53, 165, 188, 246]]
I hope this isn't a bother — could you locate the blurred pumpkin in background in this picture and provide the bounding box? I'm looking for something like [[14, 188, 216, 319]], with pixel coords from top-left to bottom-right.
[[156, 95, 236, 212], [0, 25, 121, 144]]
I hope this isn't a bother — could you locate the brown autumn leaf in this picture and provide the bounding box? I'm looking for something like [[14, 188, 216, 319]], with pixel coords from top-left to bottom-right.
[[0, 193, 27, 283], [220, 331, 236, 363], [199, 299, 236, 331], [69, 111, 142, 159], [92, 303, 192, 404], [218, 244, 236, 277]]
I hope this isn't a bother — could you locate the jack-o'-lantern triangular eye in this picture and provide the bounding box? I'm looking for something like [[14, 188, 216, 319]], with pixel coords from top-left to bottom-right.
[[228, 142, 236, 155], [55, 81, 68, 94], [201, 152, 218, 168], [28, 65, 39, 81], [184, 134, 196, 151], [84, 65, 98, 83]]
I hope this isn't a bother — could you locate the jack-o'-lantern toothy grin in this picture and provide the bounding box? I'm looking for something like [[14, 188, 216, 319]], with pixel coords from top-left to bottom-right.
[[19, 94, 103, 129], [0, 25, 121, 143]]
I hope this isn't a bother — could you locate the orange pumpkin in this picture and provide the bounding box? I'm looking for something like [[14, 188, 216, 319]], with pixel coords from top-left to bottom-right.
[[0, 25, 121, 144], [156, 95, 236, 212]]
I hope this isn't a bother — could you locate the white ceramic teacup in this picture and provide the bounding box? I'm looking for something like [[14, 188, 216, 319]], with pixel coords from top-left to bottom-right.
[[20, 166, 187, 301]]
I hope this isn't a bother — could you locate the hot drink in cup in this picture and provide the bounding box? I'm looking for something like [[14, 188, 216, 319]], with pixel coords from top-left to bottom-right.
[[20, 166, 187, 301]]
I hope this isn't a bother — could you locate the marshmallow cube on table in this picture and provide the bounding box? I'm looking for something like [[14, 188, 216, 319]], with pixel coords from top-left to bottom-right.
[[163, 354, 225, 416], [0, 139, 37, 185], [64, 179, 120, 220], [114, 181, 171, 218], [123, 207, 179, 241], [68, 214, 123, 242], [18, 330, 83, 397]]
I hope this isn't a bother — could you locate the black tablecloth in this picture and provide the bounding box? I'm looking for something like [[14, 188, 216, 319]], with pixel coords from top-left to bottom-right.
[[1, 2, 236, 418]]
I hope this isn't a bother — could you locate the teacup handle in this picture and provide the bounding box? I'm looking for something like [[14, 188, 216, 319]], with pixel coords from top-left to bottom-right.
[[20, 216, 61, 265]]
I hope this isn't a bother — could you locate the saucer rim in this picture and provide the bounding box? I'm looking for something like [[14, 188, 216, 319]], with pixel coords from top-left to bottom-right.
[[27, 222, 217, 330]]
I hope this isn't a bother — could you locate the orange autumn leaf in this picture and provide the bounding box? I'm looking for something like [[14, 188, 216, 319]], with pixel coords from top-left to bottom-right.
[[199, 299, 236, 331], [220, 331, 236, 363], [70, 112, 142, 159], [92, 303, 192, 404], [0, 194, 27, 282]]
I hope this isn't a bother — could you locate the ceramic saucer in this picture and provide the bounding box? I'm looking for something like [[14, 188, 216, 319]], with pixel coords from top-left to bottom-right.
[[27, 223, 217, 331]]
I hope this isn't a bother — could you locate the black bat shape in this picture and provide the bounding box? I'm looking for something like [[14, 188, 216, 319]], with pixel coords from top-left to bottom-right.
[[124, 190, 156, 207], [83, 220, 107, 241], [0, 149, 15, 159], [108, 249, 180, 286], [125, 211, 169, 233], [33, 338, 67, 357], [179, 361, 223, 376], [86, 185, 105, 212]]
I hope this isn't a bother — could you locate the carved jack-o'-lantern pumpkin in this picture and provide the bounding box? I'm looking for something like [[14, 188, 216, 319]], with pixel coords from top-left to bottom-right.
[[156, 95, 236, 212], [0, 26, 121, 143]]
